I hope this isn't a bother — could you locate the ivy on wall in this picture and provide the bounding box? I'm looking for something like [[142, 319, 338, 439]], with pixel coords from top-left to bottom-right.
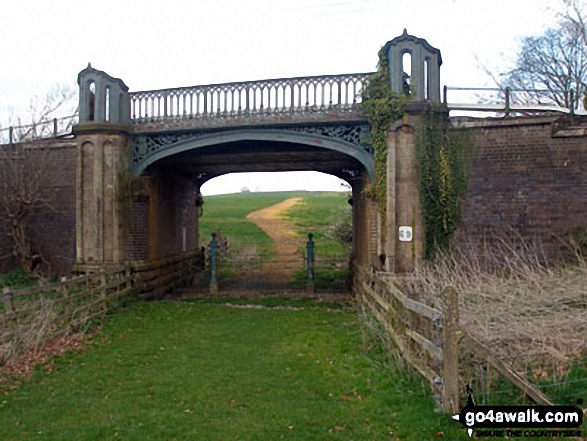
[[415, 106, 474, 260], [361, 49, 408, 210]]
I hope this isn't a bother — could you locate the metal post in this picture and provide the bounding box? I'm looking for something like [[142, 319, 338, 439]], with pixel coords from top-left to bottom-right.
[[9, 126, 13, 144], [443, 85, 448, 106], [209, 232, 218, 294], [53, 118, 58, 137], [504, 87, 511, 117], [306, 233, 315, 292]]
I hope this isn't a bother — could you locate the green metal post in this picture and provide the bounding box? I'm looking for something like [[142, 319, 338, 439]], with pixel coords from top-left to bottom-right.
[[209, 232, 218, 294], [306, 232, 315, 292]]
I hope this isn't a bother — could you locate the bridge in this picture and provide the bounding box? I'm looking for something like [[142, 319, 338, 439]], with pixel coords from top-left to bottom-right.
[[69, 31, 446, 275], [0, 30, 579, 287]]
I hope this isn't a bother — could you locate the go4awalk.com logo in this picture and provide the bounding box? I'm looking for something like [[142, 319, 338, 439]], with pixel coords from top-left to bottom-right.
[[451, 392, 583, 438]]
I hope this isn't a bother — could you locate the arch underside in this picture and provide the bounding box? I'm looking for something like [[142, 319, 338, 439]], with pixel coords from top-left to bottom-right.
[[130, 123, 374, 183]]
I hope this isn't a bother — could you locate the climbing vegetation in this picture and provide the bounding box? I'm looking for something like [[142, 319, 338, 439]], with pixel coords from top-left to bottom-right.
[[361, 49, 408, 210], [415, 106, 474, 260]]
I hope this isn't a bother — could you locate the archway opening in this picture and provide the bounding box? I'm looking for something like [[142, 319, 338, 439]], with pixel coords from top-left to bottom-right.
[[198, 171, 353, 293]]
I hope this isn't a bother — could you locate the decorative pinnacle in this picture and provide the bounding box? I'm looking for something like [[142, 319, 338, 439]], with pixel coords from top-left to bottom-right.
[[402, 28, 408, 36]]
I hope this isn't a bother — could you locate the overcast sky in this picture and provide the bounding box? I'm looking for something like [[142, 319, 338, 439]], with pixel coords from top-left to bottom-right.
[[0, 0, 557, 195]]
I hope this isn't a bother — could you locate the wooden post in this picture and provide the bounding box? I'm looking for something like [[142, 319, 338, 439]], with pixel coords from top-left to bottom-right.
[[60, 278, 71, 329], [125, 262, 132, 292], [442, 285, 460, 413], [2, 287, 14, 314], [100, 273, 108, 314]]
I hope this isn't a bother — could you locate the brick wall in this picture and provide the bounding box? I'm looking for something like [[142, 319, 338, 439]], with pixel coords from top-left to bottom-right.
[[144, 169, 199, 261], [454, 115, 587, 260], [0, 141, 77, 275]]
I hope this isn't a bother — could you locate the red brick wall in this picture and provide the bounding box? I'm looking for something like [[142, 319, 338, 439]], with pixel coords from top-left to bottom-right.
[[144, 169, 199, 261], [454, 115, 587, 260], [0, 141, 77, 275]]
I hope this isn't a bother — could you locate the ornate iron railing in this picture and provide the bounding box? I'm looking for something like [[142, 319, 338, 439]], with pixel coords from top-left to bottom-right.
[[129, 72, 373, 123]]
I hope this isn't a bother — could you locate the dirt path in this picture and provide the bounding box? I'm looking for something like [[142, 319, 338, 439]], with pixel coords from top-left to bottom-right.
[[245, 197, 304, 283]]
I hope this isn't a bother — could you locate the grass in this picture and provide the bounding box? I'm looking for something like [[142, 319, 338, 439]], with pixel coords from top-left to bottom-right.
[[284, 192, 352, 291], [0, 267, 37, 290], [284, 191, 351, 259], [199, 191, 352, 291], [0, 299, 470, 440], [199, 191, 305, 256]]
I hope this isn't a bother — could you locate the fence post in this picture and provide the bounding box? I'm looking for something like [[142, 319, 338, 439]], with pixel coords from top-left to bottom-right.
[[100, 273, 108, 315], [442, 285, 460, 413], [306, 233, 315, 292], [60, 277, 71, 329], [2, 287, 14, 314], [53, 118, 58, 137], [504, 87, 511, 117], [209, 232, 218, 294], [125, 262, 132, 292], [8, 126, 14, 144]]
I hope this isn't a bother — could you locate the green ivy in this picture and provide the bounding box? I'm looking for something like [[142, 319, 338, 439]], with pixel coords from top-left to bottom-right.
[[415, 106, 474, 260], [361, 49, 408, 210]]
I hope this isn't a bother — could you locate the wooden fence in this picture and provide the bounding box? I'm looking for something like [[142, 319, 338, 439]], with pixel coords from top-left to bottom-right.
[[356, 266, 553, 413], [0, 251, 204, 363]]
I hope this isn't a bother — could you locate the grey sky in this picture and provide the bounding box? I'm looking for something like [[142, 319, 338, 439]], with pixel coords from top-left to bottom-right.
[[0, 0, 556, 194]]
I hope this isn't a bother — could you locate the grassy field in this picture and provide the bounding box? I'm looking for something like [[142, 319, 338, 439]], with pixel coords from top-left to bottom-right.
[[199, 191, 305, 256], [282, 192, 352, 290], [284, 191, 351, 258], [0, 298, 470, 440], [199, 191, 352, 290]]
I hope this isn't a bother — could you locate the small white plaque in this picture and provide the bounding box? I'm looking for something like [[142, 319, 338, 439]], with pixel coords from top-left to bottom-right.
[[399, 226, 412, 242]]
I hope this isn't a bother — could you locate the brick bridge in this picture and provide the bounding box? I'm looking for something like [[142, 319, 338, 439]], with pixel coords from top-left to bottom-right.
[[72, 30, 449, 276], [3, 31, 583, 286]]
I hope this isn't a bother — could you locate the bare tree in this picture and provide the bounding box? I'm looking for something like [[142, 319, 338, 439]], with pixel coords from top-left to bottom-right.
[[0, 84, 77, 143], [501, 1, 587, 110], [0, 86, 75, 277], [0, 142, 56, 276]]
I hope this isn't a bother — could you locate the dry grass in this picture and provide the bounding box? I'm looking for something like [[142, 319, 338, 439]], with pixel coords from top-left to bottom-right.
[[397, 234, 587, 375], [1, 298, 60, 364]]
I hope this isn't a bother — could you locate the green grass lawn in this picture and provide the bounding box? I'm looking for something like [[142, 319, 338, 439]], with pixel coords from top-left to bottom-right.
[[0, 299, 469, 440], [199, 191, 305, 256]]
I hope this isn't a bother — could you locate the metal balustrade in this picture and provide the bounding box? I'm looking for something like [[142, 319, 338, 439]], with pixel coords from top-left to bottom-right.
[[129, 72, 373, 123]]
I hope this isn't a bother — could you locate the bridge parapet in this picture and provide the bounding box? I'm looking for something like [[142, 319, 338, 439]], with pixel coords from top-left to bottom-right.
[[129, 72, 373, 130]]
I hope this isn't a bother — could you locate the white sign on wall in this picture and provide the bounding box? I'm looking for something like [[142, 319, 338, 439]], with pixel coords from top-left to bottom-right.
[[399, 226, 412, 242]]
